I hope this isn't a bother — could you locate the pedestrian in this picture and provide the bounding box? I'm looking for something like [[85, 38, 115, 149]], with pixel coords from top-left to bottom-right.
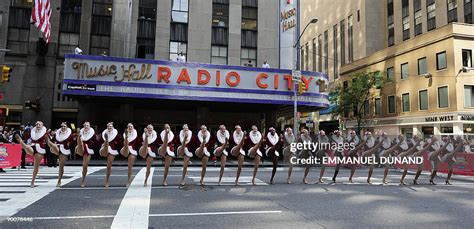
[[262, 61, 270, 68], [12, 125, 27, 169], [74, 46, 83, 55], [244, 60, 254, 67]]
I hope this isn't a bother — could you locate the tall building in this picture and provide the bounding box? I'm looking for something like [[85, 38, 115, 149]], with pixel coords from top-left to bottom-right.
[[0, 0, 328, 132], [300, 0, 474, 138]]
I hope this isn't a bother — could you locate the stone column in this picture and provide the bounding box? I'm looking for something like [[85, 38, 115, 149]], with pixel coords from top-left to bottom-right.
[[155, 0, 171, 60], [228, 0, 242, 66]]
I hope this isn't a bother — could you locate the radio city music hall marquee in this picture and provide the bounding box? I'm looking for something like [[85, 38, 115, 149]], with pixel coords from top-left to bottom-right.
[[62, 55, 329, 107]]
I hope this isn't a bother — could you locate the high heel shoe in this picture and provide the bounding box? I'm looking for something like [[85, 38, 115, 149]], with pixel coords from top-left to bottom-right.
[[429, 180, 436, 185], [413, 180, 419, 185], [445, 180, 452, 185]]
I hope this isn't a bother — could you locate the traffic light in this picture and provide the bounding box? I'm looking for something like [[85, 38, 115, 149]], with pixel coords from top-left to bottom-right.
[[1, 65, 12, 84], [299, 81, 307, 95]]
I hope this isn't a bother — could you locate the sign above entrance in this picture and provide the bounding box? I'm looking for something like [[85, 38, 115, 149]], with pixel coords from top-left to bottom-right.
[[62, 55, 329, 107]]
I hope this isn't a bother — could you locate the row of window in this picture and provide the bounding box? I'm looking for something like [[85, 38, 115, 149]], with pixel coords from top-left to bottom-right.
[[388, 0, 473, 46], [302, 13, 356, 79], [361, 84, 474, 117], [385, 49, 472, 81]]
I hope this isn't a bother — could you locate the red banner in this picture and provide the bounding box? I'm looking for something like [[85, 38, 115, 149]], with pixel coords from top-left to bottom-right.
[[0, 143, 22, 168], [394, 152, 474, 176]]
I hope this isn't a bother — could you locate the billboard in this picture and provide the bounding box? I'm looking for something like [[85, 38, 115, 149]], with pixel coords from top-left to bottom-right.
[[279, 0, 297, 70], [62, 55, 329, 107]]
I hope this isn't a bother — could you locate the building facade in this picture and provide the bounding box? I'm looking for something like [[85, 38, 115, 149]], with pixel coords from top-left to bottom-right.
[[0, 0, 290, 130], [300, 0, 473, 138]]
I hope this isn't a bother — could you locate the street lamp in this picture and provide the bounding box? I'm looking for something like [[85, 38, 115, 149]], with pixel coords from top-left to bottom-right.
[[293, 18, 318, 136]]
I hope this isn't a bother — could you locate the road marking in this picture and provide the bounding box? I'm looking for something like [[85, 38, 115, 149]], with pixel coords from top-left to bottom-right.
[[58, 186, 180, 190], [149, 210, 282, 217], [111, 167, 153, 229], [28, 215, 115, 220]]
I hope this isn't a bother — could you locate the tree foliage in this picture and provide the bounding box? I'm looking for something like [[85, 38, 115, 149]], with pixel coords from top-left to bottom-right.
[[329, 71, 388, 134]]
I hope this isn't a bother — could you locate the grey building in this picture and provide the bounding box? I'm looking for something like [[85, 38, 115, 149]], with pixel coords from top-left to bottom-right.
[[0, 0, 281, 129]]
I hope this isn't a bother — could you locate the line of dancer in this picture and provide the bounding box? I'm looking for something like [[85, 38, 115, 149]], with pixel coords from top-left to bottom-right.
[[16, 121, 471, 188]]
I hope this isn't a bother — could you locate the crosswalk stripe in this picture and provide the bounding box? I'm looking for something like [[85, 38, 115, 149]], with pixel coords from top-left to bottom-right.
[[111, 167, 153, 229]]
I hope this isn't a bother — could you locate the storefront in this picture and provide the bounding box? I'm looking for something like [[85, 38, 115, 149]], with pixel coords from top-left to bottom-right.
[[62, 55, 329, 133], [345, 113, 474, 140]]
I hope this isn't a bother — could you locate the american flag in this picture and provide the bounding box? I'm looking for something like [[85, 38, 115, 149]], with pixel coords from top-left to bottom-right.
[[31, 0, 52, 43]]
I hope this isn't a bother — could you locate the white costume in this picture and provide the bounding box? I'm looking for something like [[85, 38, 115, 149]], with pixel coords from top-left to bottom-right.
[[102, 128, 119, 156], [123, 129, 138, 156], [160, 130, 175, 157], [30, 126, 47, 154], [179, 129, 193, 158], [249, 131, 263, 157], [198, 130, 211, 157], [80, 127, 95, 155], [232, 131, 246, 156], [143, 130, 157, 158], [214, 130, 230, 156], [266, 132, 280, 157], [55, 127, 72, 155]]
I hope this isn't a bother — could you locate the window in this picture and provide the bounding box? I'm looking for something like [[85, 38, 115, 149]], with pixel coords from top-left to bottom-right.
[[364, 100, 370, 116], [324, 30, 328, 74], [401, 63, 409, 79], [348, 15, 353, 62], [318, 34, 322, 72], [462, 49, 472, 67], [305, 43, 309, 71], [212, 1, 229, 48], [402, 16, 410, 40], [387, 67, 395, 81], [414, 0, 422, 36], [58, 0, 82, 56], [436, 51, 447, 70], [136, 0, 157, 59], [241, 6, 257, 30], [333, 24, 339, 79], [427, 0, 436, 31], [212, 1, 229, 27], [169, 41, 187, 61], [447, 0, 458, 23], [419, 89, 428, 110], [241, 48, 256, 66], [402, 93, 410, 112], [417, 57, 427, 75], [465, 85, 474, 107], [402, 0, 409, 17], [340, 20, 345, 65], [465, 0, 473, 24], [387, 0, 394, 46], [172, 0, 188, 23], [312, 38, 316, 71], [438, 86, 449, 108], [7, 0, 32, 54], [388, 95, 396, 113], [211, 45, 227, 65], [375, 98, 382, 115], [90, 0, 113, 55]]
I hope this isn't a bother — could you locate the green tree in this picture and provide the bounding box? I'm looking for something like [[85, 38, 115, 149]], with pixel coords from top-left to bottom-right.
[[330, 71, 388, 134]]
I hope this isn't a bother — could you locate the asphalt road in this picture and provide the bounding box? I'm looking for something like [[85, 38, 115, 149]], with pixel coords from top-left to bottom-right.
[[1, 165, 474, 229]]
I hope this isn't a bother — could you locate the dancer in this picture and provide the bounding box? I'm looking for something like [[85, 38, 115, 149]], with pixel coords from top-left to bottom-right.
[[15, 121, 48, 188], [379, 135, 407, 184], [299, 129, 313, 184], [47, 122, 74, 187], [196, 125, 211, 185], [265, 127, 280, 184], [120, 123, 141, 187], [178, 124, 193, 186], [361, 131, 385, 184], [330, 130, 345, 183], [248, 125, 264, 185], [75, 122, 96, 187], [316, 130, 331, 183], [398, 135, 423, 185], [214, 125, 229, 185], [282, 127, 296, 184], [412, 136, 436, 185], [99, 122, 122, 188], [346, 130, 363, 183], [140, 124, 159, 187], [159, 124, 175, 186], [440, 137, 468, 185], [427, 137, 450, 185], [231, 125, 246, 185]]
